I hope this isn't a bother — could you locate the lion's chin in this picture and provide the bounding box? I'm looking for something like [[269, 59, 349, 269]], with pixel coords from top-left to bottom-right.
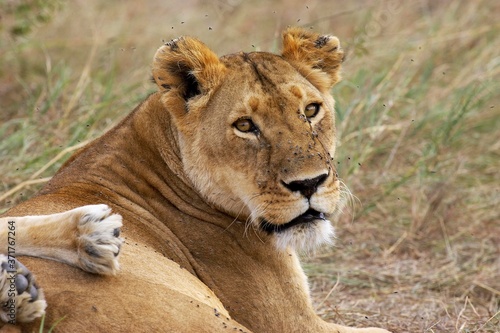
[[273, 219, 335, 253]]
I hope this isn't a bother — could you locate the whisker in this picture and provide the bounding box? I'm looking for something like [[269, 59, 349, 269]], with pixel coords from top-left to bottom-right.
[[244, 201, 266, 239], [338, 178, 358, 222], [224, 193, 264, 236], [223, 201, 248, 233]]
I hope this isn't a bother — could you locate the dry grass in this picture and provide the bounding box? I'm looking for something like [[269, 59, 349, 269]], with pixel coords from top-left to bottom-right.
[[1, 1, 499, 332]]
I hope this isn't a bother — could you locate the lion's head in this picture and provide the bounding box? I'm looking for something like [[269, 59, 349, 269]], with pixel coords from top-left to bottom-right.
[[152, 27, 345, 251]]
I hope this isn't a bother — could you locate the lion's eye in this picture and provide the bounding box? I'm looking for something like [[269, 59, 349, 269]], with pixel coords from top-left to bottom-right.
[[304, 103, 321, 119], [233, 118, 258, 133]]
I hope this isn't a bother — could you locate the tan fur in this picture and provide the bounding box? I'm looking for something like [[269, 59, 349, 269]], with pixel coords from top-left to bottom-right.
[[0, 205, 122, 275], [0, 28, 390, 332]]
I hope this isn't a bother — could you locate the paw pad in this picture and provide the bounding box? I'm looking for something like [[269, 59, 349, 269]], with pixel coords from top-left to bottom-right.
[[0, 255, 46, 323]]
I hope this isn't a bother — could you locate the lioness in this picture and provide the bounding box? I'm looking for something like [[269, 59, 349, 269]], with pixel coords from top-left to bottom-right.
[[0, 28, 390, 333]]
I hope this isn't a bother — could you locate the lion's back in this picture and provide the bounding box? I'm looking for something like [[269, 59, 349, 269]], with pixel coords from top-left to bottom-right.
[[17, 244, 247, 332]]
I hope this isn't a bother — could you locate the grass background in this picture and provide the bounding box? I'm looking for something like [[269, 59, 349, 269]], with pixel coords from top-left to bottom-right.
[[1, 0, 499, 332]]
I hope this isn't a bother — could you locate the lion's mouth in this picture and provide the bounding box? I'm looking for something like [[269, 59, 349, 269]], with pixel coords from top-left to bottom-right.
[[260, 209, 326, 233]]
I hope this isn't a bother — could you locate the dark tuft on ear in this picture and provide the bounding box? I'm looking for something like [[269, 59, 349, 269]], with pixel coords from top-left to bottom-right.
[[152, 37, 225, 102]]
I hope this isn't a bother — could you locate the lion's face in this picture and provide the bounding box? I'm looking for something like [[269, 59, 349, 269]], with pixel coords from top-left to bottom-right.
[[153, 28, 344, 251], [184, 53, 340, 251]]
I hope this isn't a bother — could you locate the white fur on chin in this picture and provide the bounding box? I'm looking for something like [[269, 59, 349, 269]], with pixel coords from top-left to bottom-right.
[[273, 219, 335, 253]]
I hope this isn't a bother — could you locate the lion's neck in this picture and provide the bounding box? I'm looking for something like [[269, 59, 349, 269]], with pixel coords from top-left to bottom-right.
[[38, 93, 327, 332], [112, 96, 325, 332], [39, 93, 245, 267]]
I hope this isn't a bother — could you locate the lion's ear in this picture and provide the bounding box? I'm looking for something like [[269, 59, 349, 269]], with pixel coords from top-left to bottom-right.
[[152, 37, 226, 100], [281, 27, 344, 91]]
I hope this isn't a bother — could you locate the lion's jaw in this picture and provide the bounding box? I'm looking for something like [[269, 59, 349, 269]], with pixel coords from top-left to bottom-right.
[[153, 31, 345, 252]]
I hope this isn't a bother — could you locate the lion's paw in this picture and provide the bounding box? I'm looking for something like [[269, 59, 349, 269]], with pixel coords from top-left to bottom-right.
[[75, 204, 123, 275], [0, 255, 47, 323]]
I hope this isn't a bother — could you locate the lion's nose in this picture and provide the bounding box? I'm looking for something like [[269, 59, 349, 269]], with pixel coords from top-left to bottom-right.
[[282, 173, 328, 199]]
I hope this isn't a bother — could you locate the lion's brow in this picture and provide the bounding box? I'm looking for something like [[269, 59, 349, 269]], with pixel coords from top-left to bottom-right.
[[240, 53, 289, 114], [241, 52, 275, 89]]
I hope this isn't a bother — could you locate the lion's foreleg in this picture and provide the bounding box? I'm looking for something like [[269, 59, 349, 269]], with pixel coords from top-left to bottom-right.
[[0, 204, 123, 275]]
